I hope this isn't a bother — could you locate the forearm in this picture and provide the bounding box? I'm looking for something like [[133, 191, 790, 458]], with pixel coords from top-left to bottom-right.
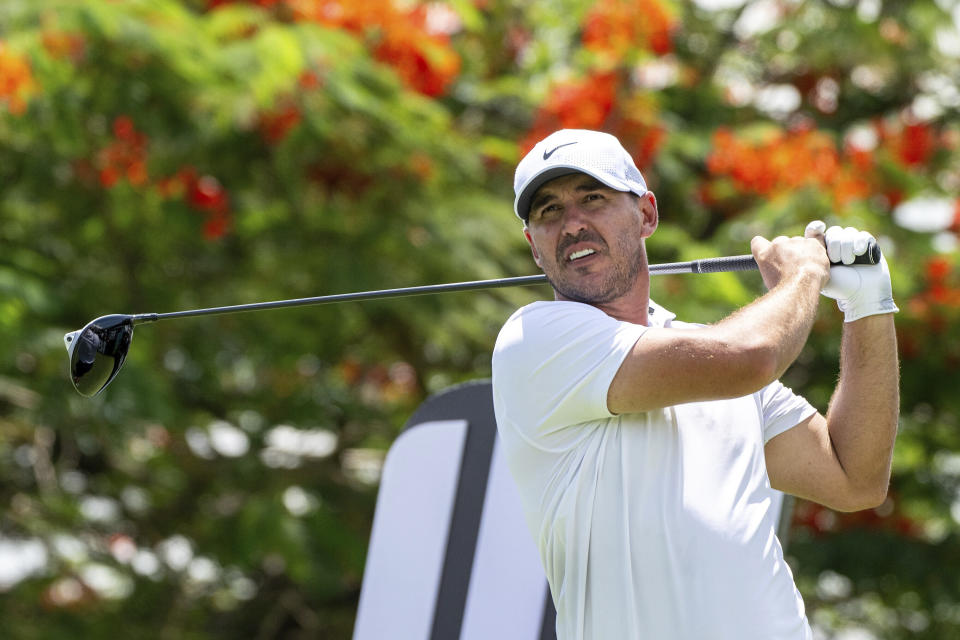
[[717, 267, 823, 381], [608, 268, 825, 412], [826, 314, 900, 501]]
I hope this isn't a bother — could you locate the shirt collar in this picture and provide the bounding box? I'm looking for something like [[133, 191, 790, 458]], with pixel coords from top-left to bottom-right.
[[646, 299, 676, 328]]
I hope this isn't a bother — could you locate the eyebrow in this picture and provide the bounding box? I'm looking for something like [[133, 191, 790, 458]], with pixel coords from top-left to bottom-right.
[[530, 177, 607, 213]]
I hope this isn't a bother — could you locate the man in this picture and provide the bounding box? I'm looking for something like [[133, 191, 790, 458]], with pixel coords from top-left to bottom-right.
[[491, 129, 899, 639]]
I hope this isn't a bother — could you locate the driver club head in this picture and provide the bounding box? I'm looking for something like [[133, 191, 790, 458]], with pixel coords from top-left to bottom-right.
[[64, 314, 135, 397]]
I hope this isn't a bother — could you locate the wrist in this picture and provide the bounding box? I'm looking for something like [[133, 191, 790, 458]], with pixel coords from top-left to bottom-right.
[[840, 300, 899, 323], [786, 264, 830, 291], [845, 311, 897, 326]]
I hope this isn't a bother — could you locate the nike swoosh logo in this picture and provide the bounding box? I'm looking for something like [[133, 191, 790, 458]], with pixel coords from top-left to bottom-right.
[[543, 141, 577, 160]]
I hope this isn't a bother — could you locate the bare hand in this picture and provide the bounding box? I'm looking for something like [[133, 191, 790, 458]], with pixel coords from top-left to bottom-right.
[[751, 234, 830, 291]]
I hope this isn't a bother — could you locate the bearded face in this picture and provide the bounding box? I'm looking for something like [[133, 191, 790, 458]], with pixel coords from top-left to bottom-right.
[[524, 175, 654, 307], [544, 225, 647, 305]]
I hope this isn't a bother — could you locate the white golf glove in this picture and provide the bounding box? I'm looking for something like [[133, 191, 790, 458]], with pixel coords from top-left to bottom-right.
[[804, 220, 899, 323]]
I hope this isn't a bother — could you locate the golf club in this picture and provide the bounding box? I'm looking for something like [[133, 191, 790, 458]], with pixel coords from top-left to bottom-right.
[[64, 244, 881, 397]]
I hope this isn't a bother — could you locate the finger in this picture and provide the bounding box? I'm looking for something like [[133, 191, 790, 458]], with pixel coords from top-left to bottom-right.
[[841, 227, 857, 265], [825, 225, 843, 263], [804, 220, 826, 239], [750, 235, 771, 256], [853, 230, 873, 257], [804, 221, 828, 258]]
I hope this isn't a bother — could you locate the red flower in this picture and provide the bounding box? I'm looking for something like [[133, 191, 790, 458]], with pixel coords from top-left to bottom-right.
[[897, 122, 935, 166], [540, 72, 617, 131], [519, 72, 617, 156], [95, 116, 150, 189], [99, 167, 119, 189], [705, 127, 876, 210], [203, 213, 230, 240], [521, 71, 666, 176], [0, 42, 36, 115], [113, 115, 136, 141], [298, 69, 324, 90], [174, 168, 233, 240], [126, 160, 148, 186], [154, 166, 232, 240], [373, 18, 460, 97], [926, 257, 951, 284], [188, 175, 229, 215], [583, 0, 676, 59], [290, 0, 461, 97], [259, 102, 302, 144]]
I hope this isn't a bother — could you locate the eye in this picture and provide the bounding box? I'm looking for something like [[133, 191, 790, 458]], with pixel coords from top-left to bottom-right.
[[533, 203, 560, 221]]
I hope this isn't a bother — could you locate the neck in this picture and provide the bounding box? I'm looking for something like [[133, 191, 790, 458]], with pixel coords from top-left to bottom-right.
[[592, 290, 651, 325], [555, 271, 652, 325]]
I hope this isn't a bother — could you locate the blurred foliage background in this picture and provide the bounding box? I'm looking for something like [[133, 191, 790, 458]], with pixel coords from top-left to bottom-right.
[[1, 0, 959, 637]]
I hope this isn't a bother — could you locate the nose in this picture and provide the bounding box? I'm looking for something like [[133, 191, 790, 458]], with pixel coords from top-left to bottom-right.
[[559, 202, 590, 235]]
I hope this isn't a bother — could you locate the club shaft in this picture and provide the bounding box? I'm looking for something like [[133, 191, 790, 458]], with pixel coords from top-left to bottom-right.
[[131, 255, 761, 325], [135, 275, 550, 323]]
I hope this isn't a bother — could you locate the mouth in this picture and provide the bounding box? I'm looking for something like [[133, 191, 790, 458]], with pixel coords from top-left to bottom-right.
[[567, 248, 597, 262], [557, 231, 607, 267]]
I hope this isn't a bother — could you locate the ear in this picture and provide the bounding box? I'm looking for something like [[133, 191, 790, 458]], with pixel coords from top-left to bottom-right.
[[523, 227, 542, 267], [637, 192, 659, 239]]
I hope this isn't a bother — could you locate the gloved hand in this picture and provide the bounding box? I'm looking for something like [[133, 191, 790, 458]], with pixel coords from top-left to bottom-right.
[[804, 220, 899, 323]]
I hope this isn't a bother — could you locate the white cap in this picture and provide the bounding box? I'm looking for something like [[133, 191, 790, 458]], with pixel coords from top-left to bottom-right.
[[513, 129, 648, 222]]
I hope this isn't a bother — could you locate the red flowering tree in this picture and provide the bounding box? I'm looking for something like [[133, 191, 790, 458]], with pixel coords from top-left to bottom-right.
[[1, 0, 959, 638]]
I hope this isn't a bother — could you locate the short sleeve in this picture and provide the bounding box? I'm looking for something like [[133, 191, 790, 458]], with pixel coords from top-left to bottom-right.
[[757, 379, 818, 443], [492, 301, 647, 448]]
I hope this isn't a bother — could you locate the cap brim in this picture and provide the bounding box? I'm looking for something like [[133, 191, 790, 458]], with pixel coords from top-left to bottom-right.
[[513, 165, 635, 222]]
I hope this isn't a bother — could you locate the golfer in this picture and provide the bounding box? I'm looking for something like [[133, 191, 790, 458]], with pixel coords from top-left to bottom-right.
[[491, 129, 899, 639]]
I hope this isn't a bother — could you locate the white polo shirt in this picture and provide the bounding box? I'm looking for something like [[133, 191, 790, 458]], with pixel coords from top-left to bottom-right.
[[491, 300, 815, 640]]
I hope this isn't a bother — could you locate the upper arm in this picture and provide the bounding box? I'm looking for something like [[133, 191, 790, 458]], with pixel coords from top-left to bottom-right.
[[764, 412, 885, 512], [493, 303, 646, 442], [607, 326, 779, 414]]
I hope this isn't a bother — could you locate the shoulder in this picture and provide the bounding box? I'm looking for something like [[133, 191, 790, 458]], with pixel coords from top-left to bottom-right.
[[502, 300, 608, 325], [492, 302, 646, 439], [493, 300, 647, 392], [495, 301, 612, 349]]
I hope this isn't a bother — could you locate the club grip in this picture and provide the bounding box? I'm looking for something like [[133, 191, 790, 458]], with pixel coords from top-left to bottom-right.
[[689, 240, 881, 275], [841, 240, 881, 265], [693, 254, 759, 273]]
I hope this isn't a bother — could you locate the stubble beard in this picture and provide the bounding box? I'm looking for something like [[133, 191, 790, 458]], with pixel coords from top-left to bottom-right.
[[545, 233, 647, 305]]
